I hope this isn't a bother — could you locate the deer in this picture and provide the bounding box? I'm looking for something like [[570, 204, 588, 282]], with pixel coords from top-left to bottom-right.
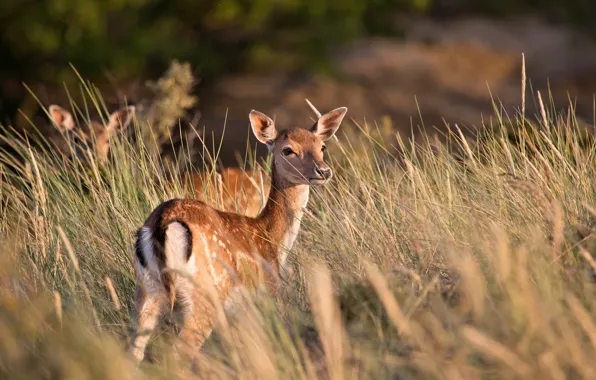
[[43, 104, 136, 165], [186, 165, 270, 217], [0, 104, 136, 197], [51, 104, 271, 215], [128, 100, 348, 364], [7, 104, 271, 215], [1, 104, 135, 174]]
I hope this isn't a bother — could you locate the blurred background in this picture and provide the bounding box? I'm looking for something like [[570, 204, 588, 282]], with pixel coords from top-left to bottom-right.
[[2, 0, 596, 158]]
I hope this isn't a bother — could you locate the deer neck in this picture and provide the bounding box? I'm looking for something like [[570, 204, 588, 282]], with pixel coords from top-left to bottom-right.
[[256, 160, 310, 268]]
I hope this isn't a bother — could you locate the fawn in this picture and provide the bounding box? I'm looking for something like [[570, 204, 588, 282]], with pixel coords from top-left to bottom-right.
[[129, 101, 347, 363]]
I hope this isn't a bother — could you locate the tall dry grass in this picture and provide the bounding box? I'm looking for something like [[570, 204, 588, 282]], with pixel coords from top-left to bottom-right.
[[1, 78, 596, 379]]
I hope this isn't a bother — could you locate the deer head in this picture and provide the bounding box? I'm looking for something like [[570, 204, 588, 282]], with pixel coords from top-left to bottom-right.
[[48, 104, 135, 164], [249, 103, 347, 187]]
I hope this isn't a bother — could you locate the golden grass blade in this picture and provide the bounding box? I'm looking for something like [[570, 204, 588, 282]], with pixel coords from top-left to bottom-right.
[[104, 277, 121, 311], [56, 226, 79, 272], [53, 291, 62, 328], [567, 294, 596, 351], [461, 325, 531, 376], [308, 261, 345, 380]]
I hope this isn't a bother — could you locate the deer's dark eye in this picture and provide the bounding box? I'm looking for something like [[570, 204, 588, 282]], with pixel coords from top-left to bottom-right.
[[321, 145, 327, 153], [282, 147, 295, 157]]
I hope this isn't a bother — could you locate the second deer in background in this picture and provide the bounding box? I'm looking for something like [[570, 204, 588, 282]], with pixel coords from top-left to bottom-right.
[[46, 104, 136, 165], [45, 103, 271, 216]]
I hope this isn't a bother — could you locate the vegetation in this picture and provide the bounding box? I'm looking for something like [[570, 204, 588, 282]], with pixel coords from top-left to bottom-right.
[[1, 71, 596, 379], [3, 0, 596, 122]]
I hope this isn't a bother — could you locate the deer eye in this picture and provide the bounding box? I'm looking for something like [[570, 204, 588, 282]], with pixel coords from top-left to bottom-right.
[[282, 147, 295, 157], [321, 145, 327, 153]]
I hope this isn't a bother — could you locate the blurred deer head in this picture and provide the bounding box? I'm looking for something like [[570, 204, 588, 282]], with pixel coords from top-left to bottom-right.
[[48, 105, 135, 164]]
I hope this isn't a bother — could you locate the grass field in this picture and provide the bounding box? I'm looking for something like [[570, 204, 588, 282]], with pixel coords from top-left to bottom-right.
[[1, 81, 596, 379]]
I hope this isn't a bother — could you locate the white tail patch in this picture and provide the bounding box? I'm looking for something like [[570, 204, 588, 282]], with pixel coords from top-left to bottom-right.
[[135, 226, 166, 297], [165, 222, 194, 276], [137, 226, 158, 274], [165, 222, 195, 310]]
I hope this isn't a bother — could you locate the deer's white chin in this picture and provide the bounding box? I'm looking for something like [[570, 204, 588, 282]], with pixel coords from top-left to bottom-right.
[[308, 178, 328, 186]]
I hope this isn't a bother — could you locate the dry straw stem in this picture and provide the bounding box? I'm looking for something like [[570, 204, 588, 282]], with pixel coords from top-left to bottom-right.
[[566, 294, 596, 351], [521, 53, 526, 123], [56, 226, 79, 272], [461, 325, 531, 376], [550, 200, 564, 262], [506, 179, 552, 217], [513, 245, 542, 333], [491, 224, 512, 283], [53, 291, 62, 328], [554, 317, 595, 378], [583, 203, 596, 218], [451, 248, 487, 318], [579, 246, 596, 274], [28, 146, 47, 211], [539, 131, 580, 181], [537, 91, 549, 129], [104, 277, 121, 311], [308, 261, 345, 380], [364, 262, 425, 347], [229, 292, 279, 379], [2, 73, 596, 379], [501, 136, 516, 177], [523, 137, 555, 183], [538, 351, 566, 380], [455, 123, 477, 169]]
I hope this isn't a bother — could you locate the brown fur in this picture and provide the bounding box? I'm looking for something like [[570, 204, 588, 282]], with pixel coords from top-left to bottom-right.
[[187, 166, 270, 217], [129, 104, 348, 364], [144, 129, 320, 289]]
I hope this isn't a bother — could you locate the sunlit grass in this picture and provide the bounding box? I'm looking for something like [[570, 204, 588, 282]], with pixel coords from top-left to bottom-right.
[[1, 79, 596, 379]]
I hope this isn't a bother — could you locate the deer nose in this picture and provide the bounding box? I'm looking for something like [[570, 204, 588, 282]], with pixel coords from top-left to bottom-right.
[[315, 164, 332, 179]]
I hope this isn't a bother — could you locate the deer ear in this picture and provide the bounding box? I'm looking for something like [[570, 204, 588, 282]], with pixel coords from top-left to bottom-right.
[[106, 106, 135, 135], [48, 105, 75, 132], [249, 110, 277, 149], [311, 107, 347, 141]]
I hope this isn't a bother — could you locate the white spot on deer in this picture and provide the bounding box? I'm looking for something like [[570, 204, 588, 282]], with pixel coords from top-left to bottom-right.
[[201, 234, 223, 285], [224, 286, 245, 317], [234, 251, 259, 272]]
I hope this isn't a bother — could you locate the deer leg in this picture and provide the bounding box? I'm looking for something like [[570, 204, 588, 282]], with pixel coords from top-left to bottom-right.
[[173, 289, 216, 365], [129, 284, 168, 362]]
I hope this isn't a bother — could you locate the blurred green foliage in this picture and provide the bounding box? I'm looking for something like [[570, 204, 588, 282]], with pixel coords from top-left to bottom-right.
[[0, 0, 423, 120], [1, 0, 595, 121]]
